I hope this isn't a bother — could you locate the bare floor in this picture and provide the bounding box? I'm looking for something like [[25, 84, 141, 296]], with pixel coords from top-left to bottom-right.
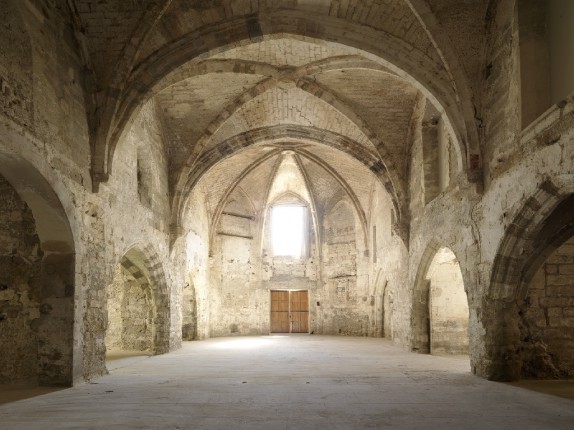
[[1, 336, 573, 429]]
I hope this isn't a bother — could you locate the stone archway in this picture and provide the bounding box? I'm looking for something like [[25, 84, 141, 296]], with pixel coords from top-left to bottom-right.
[[0, 151, 75, 387], [485, 180, 574, 380], [520, 233, 574, 378], [412, 242, 469, 355], [105, 245, 170, 361]]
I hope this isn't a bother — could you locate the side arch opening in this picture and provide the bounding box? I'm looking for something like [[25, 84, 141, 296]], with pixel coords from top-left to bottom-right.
[[484, 181, 574, 381], [105, 246, 170, 367], [516, 194, 574, 378], [0, 151, 76, 387], [412, 245, 469, 356]]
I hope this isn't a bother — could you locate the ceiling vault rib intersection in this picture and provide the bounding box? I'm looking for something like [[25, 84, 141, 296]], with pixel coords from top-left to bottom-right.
[[91, 9, 469, 190]]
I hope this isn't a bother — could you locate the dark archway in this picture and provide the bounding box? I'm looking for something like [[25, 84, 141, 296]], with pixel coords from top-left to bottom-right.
[[485, 179, 574, 380], [0, 150, 75, 386]]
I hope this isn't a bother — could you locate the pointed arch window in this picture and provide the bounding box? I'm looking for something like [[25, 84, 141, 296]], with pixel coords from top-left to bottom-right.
[[271, 204, 307, 259]]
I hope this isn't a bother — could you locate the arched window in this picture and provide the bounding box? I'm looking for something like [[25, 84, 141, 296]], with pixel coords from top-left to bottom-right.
[[270, 204, 307, 259]]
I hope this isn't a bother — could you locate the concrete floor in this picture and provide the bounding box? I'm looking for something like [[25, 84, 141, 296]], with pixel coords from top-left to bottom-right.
[[0, 336, 573, 429]]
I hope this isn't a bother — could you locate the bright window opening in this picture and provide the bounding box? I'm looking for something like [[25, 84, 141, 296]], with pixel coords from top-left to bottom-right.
[[271, 205, 305, 258]]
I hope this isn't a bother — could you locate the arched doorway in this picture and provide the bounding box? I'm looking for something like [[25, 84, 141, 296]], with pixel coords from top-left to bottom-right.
[[412, 244, 469, 355], [517, 195, 574, 378], [105, 247, 170, 363], [486, 182, 574, 380], [0, 152, 75, 387], [521, 235, 574, 378]]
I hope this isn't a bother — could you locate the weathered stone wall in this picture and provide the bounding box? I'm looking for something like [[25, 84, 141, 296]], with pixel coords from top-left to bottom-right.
[[520, 237, 574, 377], [0, 1, 33, 130], [404, 87, 478, 360], [202, 146, 403, 336], [210, 188, 258, 336], [105, 266, 123, 351], [100, 99, 174, 356], [180, 185, 211, 340], [0, 0, 96, 384], [319, 198, 370, 336], [209, 185, 317, 336], [367, 178, 408, 342], [206, 167, 387, 337], [428, 252, 469, 355], [481, 1, 521, 186], [14, 0, 91, 176], [0, 174, 42, 383], [105, 265, 153, 352], [1, 0, 573, 387], [464, 0, 574, 379], [105, 101, 170, 234], [0, 24, 175, 381]]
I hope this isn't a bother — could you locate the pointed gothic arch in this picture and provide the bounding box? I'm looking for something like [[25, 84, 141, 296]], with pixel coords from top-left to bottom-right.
[[411, 241, 469, 356], [0, 148, 76, 386], [483, 176, 574, 380], [106, 244, 170, 360]]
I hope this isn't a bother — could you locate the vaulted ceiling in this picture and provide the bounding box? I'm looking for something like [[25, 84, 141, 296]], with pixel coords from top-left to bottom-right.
[[67, 0, 490, 233]]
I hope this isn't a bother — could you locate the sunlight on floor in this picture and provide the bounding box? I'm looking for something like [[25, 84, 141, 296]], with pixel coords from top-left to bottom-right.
[[207, 336, 280, 350], [106, 350, 152, 371]]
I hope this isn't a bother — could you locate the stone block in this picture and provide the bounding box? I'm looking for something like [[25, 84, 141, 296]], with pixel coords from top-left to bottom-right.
[[547, 307, 563, 318], [529, 267, 546, 288], [559, 264, 574, 275], [540, 297, 574, 307], [547, 254, 574, 264], [546, 275, 574, 288]]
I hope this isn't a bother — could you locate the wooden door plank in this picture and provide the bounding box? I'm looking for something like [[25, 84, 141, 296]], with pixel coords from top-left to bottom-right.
[[270, 291, 290, 333], [289, 290, 309, 333]]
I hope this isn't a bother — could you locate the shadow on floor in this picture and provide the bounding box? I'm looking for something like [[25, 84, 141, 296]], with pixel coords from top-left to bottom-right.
[[0, 384, 64, 405], [506, 379, 574, 401], [0, 351, 151, 405]]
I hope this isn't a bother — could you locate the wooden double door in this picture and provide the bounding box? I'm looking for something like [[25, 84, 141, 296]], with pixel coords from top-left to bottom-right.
[[270, 290, 309, 333]]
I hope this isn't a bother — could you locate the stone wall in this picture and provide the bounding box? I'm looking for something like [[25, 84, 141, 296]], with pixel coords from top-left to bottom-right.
[[103, 101, 172, 318], [0, 1, 33, 129], [206, 161, 386, 338], [520, 237, 574, 377], [0, 0, 95, 384], [319, 199, 370, 336], [481, 0, 521, 186], [367, 179, 407, 342], [428, 251, 469, 355], [0, 175, 42, 383], [1, 0, 574, 386], [19, 0, 91, 175], [470, 0, 574, 379], [105, 266, 123, 351], [181, 185, 211, 340], [105, 265, 153, 352]]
